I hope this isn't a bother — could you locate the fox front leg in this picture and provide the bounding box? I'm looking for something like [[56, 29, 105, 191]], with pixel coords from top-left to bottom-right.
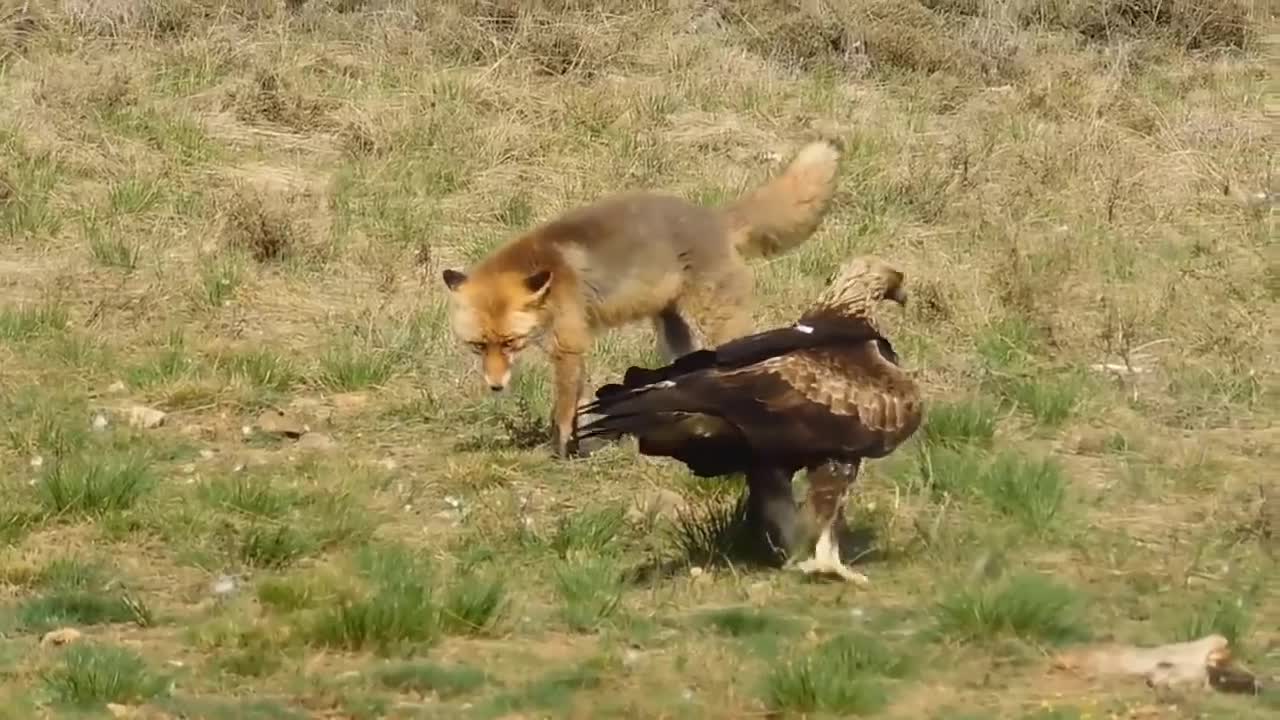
[[549, 350, 586, 458]]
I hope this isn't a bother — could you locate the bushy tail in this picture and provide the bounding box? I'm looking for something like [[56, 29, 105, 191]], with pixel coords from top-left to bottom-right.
[[721, 139, 842, 261]]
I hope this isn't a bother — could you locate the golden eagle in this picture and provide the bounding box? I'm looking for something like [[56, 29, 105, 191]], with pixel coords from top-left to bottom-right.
[[571, 256, 922, 583]]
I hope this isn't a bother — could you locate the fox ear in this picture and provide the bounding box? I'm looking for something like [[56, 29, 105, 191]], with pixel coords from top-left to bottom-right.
[[524, 270, 553, 303], [442, 269, 467, 292]]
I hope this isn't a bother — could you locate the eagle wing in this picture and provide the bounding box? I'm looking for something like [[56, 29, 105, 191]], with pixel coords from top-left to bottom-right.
[[574, 339, 921, 475], [588, 315, 886, 404]]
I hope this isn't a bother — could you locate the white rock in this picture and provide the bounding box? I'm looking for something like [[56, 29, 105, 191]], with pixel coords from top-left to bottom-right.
[[124, 405, 166, 429]]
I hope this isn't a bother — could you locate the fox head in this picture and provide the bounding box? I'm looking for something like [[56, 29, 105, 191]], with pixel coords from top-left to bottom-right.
[[442, 267, 554, 392]]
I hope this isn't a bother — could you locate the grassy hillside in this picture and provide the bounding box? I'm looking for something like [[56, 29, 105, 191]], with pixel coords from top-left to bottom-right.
[[1, 1, 1276, 717]]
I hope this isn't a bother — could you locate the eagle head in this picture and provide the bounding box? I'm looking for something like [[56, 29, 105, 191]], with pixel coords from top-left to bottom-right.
[[814, 255, 909, 317]]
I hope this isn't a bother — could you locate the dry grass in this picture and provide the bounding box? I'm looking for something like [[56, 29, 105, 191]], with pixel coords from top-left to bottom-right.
[[0, 0, 1277, 717]]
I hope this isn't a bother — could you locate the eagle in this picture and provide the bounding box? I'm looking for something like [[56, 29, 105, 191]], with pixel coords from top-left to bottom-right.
[[570, 255, 922, 584]]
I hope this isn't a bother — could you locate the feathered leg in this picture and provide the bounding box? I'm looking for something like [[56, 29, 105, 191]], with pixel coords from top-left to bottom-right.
[[787, 460, 868, 586], [744, 466, 798, 564]]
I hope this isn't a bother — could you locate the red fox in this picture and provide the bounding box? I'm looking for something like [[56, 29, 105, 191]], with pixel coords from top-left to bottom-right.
[[441, 139, 843, 457]]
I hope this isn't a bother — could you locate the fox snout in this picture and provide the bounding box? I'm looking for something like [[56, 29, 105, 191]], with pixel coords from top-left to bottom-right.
[[482, 352, 513, 392]]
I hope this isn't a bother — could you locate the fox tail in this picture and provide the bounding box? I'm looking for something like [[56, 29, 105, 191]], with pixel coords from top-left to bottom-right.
[[721, 139, 843, 261]]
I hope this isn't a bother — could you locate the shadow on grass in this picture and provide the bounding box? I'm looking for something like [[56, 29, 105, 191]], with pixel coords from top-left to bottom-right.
[[627, 492, 880, 585]]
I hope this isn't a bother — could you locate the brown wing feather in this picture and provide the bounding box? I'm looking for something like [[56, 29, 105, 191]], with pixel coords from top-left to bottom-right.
[[757, 342, 922, 456]]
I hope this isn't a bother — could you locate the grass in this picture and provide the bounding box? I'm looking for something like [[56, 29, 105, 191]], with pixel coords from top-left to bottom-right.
[[0, 1, 1275, 717], [766, 632, 911, 715], [36, 452, 156, 516], [42, 644, 169, 708], [935, 573, 1090, 645]]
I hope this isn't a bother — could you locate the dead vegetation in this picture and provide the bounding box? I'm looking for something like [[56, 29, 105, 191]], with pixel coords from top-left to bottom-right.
[[0, 0, 1276, 718]]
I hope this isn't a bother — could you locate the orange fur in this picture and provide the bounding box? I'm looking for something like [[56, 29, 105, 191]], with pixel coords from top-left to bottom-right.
[[443, 139, 844, 456]]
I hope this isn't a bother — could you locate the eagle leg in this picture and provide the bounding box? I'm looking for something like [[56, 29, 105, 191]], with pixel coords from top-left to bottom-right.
[[787, 460, 869, 586], [743, 466, 799, 565]]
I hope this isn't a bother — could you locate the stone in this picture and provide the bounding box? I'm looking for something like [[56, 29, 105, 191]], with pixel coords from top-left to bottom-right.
[[124, 405, 166, 429]]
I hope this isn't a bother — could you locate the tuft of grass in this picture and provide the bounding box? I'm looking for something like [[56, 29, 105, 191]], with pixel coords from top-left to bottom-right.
[[255, 575, 319, 613], [439, 572, 506, 636], [0, 135, 62, 239], [766, 632, 911, 716], [126, 329, 193, 387], [196, 254, 243, 308], [224, 349, 300, 393], [975, 317, 1043, 371], [554, 557, 625, 633], [106, 174, 163, 216], [42, 644, 169, 708], [1176, 593, 1252, 647], [85, 211, 142, 270], [34, 557, 103, 590], [0, 302, 68, 341], [935, 573, 1089, 645], [923, 397, 998, 447], [237, 524, 313, 570], [549, 504, 626, 559], [977, 451, 1068, 532], [917, 447, 1067, 532], [670, 494, 771, 567], [307, 544, 440, 654], [18, 592, 140, 632], [36, 453, 156, 516], [315, 343, 398, 391], [199, 475, 299, 518], [999, 373, 1088, 427], [376, 661, 490, 699]]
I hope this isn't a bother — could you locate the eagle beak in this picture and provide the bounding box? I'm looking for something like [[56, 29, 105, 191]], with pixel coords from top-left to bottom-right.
[[888, 286, 908, 306]]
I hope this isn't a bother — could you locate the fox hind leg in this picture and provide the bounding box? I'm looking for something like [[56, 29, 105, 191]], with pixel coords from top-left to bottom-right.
[[680, 260, 755, 348]]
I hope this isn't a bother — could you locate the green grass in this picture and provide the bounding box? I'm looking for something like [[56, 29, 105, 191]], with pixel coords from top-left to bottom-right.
[[935, 573, 1089, 645], [36, 452, 157, 516], [923, 397, 999, 447], [766, 632, 911, 716], [315, 343, 399, 391], [0, 302, 68, 341], [916, 446, 1067, 532], [375, 660, 490, 698], [42, 644, 170, 708], [554, 557, 625, 633], [0, 2, 1274, 717]]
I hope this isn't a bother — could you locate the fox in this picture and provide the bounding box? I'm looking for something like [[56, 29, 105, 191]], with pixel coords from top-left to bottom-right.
[[441, 138, 844, 457]]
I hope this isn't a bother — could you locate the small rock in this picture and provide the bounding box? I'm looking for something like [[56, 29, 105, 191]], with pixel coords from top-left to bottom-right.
[[254, 409, 307, 439], [211, 575, 239, 597], [689, 566, 704, 579], [29, 455, 43, 469], [41, 627, 83, 647], [124, 405, 166, 429], [378, 458, 398, 471], [199, 449, 216, 460], [106, 704, 133, 719], [295, 432, 336, 451], [90, 413, 110, 432], [106, 381, 127, 394], [626, 488, 688, 523]]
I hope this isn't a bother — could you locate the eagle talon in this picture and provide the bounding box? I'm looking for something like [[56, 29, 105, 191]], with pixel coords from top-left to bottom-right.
[[790, 557, 871, 586], [787, 527, 870, 586]]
